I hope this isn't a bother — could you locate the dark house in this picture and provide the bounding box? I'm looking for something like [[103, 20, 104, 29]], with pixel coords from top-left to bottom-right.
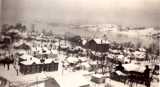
[[84, 39, 110, 52]]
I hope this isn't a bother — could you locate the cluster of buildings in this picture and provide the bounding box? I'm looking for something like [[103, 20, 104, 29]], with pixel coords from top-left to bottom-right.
[[0, 23, 159, 87]]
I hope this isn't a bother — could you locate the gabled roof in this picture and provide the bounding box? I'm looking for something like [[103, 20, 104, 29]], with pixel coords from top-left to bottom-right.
[[93, 38, 110, 44]]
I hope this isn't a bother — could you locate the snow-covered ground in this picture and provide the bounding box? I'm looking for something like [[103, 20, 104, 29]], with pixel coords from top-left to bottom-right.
[[0, 54, 159, 87]]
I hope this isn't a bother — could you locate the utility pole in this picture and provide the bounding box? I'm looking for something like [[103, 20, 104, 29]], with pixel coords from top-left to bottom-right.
[[59, 39, 61, 54], [64, 33, 66, 46]]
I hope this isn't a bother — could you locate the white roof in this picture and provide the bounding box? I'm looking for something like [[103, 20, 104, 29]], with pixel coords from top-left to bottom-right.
[[16, 50, 26, 54], [93, 38, 110, 44], [51, 50, 58, 54], [109, 49, 120, 54], [124, 57, 130, 62], [67, 57, 79, 63], [37, 47, 42, 51], [117, 55, 124, 60], [92, 74, 105, 78], [54, 42, 59, 46], [8, 29, 20, 34], [60, 45, 68, 49], [139, 48, 146, 52], [133, 51, 146, 59], [89, 61, 97, 65], [20, 58, 55, 65], [20, 54, 33, 60], [116, 71, 127, 76], [82, 40, 87, 45], [14, 40, 31, 48], [13, 40, 23, 47], [74, 46, 82, 49], [78, 57, 88, 62], [31, 47, 37, 51], [123, 64, 145, 72], [107, 54, 114, 59]]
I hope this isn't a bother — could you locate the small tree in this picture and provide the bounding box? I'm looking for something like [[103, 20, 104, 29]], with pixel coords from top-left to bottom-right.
[[69, 35, 82, 46], [42, 29, 47, 36], [21, 25, 27, 33], [1, 24, 9, 35], [136, 41, 142, 49]]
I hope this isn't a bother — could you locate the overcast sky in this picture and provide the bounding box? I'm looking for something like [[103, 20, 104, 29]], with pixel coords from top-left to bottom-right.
[[2, 0, 160, 27]]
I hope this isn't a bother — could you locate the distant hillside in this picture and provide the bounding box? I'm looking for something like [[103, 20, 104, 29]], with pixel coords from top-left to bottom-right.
[[11, 21, 159, 47]]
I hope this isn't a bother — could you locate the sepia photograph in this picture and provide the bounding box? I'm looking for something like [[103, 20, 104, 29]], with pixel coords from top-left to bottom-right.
[[0, 0, 160, 87]]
